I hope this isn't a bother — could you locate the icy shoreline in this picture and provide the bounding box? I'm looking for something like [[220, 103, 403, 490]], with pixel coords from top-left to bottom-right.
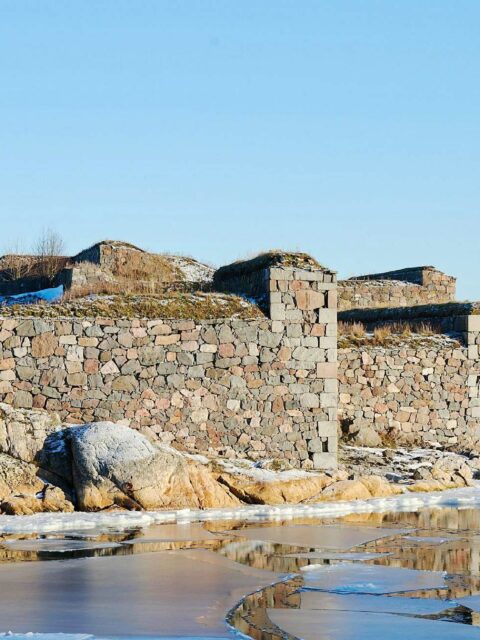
[[1, 484, 480, 534]]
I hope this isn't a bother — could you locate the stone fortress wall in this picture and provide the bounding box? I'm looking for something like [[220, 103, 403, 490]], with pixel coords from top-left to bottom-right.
[[337, 264, 480, 449], [0, 255, 338, 469], [338, 335, 480, 449], [338, 266, 456, 311], [2, 241, 480, 463]]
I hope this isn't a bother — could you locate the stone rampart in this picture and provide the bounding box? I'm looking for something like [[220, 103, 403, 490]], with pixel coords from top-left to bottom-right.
[[339, 266, 456, 311], [0, 255, 338, 469], [338, 334, 480, 448]]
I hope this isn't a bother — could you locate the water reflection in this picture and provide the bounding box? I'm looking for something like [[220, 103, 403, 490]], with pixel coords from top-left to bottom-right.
[[2, 506, 480, 638]]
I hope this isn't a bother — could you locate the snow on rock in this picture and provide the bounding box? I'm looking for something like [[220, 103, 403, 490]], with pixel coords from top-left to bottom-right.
[[169, 256, 214, 283], [69, 422, 239, 511]]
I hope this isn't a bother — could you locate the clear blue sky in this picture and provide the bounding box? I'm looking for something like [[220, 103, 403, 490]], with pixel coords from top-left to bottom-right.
[[1, 1, 479, 298]]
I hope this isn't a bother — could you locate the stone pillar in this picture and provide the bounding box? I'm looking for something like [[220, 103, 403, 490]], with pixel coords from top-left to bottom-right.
[[213, 253, 338, 468], [268, 264, 338, 468], [460, 315, 480, 424]]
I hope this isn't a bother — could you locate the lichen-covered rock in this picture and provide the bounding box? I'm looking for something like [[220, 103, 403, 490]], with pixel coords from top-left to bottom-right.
[[0, 403, 61, 464], [217, 472, 333, 505], [408, 479, 448, 493], [186, 464, 240, 508], [430, 456, 474, 487], [41, 486, 75, 513], [1, 487, 74, 515], [0, 453, 44, 500], [317, 479, 373, 502], [359, 475, 404, 498]]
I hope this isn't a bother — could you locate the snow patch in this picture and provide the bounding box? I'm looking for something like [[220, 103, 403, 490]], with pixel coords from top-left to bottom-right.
[[169, 256, 214, 283], [216, 458, 317, 482]]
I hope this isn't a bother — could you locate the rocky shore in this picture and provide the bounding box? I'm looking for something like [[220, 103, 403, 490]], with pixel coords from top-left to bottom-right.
[[0, 403, 477, 515]]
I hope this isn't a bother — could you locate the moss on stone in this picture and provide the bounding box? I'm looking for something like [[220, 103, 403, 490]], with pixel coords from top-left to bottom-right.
[[0, 292, 264, 321]]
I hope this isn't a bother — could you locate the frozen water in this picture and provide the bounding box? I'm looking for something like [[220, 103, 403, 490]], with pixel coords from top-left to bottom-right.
[[123, 523, 221, 543], [299, 591, 457, 615], [456, 595, 480, 611], [230, 524, 409, 549], [0, 549, 280, 636], [403, 535, 451, 545], [283, 551, 391, 561], [268, 609, 480, 639], [300, 562, 447, 594]]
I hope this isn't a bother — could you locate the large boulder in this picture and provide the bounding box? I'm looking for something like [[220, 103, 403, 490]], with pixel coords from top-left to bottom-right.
[[359, 474, 404, 498], [215, 470, 349, 505], [217, 473, 328, 505], [68, 422, 239, 511]]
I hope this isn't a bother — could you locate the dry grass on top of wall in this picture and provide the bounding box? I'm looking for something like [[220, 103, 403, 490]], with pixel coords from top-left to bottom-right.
[[0, 292, 265, 321], [215, 250, 331, 280], [338, 320, 457, 348]]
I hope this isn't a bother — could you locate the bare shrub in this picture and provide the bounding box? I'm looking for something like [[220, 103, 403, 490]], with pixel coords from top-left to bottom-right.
[[33, 229, 66, 282], [0, 241, 35, 281]]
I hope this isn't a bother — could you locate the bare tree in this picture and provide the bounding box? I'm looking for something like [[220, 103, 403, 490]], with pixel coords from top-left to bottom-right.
[[33, 229, 66, 282], [0, 241, 34, 282]]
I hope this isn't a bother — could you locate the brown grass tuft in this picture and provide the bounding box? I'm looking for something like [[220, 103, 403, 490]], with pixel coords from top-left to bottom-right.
[[338, 320, 448, 348]]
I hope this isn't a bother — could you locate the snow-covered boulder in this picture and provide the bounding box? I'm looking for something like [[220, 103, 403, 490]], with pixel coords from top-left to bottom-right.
[[0, 406, 239, 512], [68, 422, 239, 511]]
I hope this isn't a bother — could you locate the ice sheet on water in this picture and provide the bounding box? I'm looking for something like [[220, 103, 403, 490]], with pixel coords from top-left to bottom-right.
[[300, 590, 457, 615], [268, 609, 480, 639], [300, 562, 447, 594], [455, 595, 480, 611], [230, 524, 409, 550], [0, 549, 280, 637], [403, 535, 451, 545]]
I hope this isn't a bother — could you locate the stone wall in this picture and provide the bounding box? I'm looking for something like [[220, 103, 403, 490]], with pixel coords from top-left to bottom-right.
[[339, 266, 456, 311], [338, 334, 480, 448], [0, 259, 338, 469], [58, 262, 115, 292]]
